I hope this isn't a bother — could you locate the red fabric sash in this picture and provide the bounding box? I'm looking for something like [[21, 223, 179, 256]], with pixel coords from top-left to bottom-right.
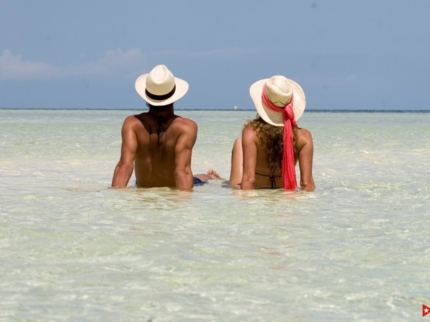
[[261, 84, 297, 190]]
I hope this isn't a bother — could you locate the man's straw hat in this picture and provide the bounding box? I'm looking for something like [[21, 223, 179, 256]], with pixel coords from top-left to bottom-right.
[[135, 65, 189, 106]]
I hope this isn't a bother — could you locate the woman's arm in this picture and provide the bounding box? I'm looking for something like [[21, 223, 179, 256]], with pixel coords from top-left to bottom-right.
[[241, 127, 258, 190], [229, 137, 243, 187], [297, 128, 315, 191]]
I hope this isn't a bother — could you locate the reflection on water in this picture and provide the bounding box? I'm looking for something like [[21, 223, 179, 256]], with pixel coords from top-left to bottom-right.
[[0, 110, 429, 321]]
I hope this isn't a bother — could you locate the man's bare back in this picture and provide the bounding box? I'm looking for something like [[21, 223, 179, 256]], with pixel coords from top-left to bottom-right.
[[111, 64, 198, 189], [111, 109, 197, 189]]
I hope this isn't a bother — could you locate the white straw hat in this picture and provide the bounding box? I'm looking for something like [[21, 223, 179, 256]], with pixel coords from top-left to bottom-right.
[[249, 75, 306, 126], [135, 65, 189, 106]]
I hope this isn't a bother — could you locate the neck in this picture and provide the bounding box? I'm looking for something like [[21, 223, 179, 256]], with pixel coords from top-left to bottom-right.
[[148, 104, 174, 118]]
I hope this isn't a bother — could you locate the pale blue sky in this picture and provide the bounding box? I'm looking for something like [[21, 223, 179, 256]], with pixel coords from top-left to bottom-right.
[[1, 0, 429, 110]]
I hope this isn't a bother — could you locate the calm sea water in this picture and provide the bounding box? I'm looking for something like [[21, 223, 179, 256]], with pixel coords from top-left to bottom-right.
[[0, 109, 429, 321]]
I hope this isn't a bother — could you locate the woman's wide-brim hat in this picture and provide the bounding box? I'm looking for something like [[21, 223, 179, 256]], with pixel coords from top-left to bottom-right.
[[249, 75, 306, 126], [135, 65, 189, 106]]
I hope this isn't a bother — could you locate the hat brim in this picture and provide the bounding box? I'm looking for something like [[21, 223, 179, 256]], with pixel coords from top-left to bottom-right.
[[135, 74, 189, 106], [249, 78, 306, 126]]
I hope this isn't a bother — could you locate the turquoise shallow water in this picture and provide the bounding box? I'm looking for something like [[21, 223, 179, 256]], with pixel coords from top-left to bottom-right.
[[0, 109, 429, 321]]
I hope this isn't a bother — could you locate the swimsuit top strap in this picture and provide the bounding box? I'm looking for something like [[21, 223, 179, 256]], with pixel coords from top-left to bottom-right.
[[255, 172, 267, 177], [255, 172, 278, 189]]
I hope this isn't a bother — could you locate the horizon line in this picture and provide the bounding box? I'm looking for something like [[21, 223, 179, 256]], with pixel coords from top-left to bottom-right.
[[1, 107, 429, 113]]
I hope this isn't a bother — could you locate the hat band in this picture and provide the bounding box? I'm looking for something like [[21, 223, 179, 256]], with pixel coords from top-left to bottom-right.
[[145, 85, 176, 101], [262, 84, 298, 191]]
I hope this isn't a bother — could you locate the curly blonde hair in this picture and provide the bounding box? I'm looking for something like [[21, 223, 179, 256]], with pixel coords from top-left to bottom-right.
[[244, 116, 299, 177]]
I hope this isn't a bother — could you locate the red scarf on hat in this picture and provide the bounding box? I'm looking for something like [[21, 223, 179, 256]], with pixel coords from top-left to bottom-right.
[[261, 84, 297, 190]]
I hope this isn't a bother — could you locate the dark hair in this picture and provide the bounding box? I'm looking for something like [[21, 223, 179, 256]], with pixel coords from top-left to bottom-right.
[[146, 102, 174, 112], [244, 116, 299, 176]]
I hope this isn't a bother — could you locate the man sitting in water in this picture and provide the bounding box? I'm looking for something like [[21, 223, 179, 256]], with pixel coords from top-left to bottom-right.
[[111, 64, 217, 189]]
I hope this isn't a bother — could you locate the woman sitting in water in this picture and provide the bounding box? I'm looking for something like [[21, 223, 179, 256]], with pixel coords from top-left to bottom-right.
[[229, 75, 315, 191]]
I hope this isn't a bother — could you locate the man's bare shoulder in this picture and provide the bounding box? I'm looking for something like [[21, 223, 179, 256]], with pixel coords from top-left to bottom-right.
[[173, 116, 197, 126], [122, 115, 140, 127], [172, 116, 198, 131]]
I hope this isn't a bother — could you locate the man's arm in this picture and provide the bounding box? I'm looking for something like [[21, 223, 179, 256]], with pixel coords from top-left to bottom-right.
[[241, 127, 258, 190], [174, 120, 197, 190], [111, 116, 138, 188], [297, 129, 315, 191]]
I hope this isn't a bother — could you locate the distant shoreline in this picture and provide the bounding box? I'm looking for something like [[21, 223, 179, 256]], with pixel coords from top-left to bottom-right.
[[1, 108, 429, 113]]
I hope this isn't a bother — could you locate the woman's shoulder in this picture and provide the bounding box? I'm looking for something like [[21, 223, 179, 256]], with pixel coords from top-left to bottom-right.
[[242, 125, 258, 137], [297, 128, 313, 148], [241, 125, 261, 147], [298, 127, 312, 138]]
